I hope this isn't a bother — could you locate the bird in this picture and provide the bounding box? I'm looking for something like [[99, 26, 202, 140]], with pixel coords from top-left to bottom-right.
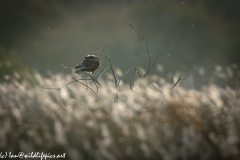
[[74, 55, 101, 75]]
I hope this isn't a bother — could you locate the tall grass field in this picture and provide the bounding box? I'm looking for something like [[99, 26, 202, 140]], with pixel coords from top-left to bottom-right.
[[0, 65, 239, 160]]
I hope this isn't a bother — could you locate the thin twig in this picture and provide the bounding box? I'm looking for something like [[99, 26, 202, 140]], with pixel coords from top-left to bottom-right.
[[40, 48, 111, 95], [100, 46, 129, 87], [130, 78, 133, 91], [40, 76, 99, 95], [117, 69, 130, 86], [82, 73, 89, 91], [129, 23, 144, 40], [129, 23, 179, 78], [96, 67, 109, 79], [35, 86, 68, 111], [92, 79, 98, 93], [39, 76, 96, 95], [129, 23, 153, 78], [102, 46, 118, 87], [144, 39, 151, 73], [168, 34, 179, 57], [39, 86, 61, 90], [143, 63, 156, 77], [72, 77, 97, 95], [92, 48, 104, 55], [155, 35, 179, 64], [86, 73, 99, 93], [58, 104, 68, 111], [104, 56, 107, 68], [132, 66, 142, 78], [171, 74, 185, 90], [61, 78, 92, 89], [61, 64, 73, 70]]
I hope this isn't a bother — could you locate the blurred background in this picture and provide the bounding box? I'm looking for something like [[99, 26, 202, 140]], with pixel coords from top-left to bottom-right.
[[0, 0, 240, 81], [1, 1, 240, 159]]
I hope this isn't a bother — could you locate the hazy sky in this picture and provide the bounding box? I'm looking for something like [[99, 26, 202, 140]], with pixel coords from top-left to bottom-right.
[[0, 0, 240, 75]]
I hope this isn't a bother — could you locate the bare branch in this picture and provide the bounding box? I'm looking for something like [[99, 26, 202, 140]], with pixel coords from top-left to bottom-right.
[[99, 46, 130, 88], [81, 73, 89, 91], [92, 79, 99, 93], [85, 73, 100, 93], [40, 76, 99, 94], [40, 47, 111, 96], [72, 77, 97, 95], [58, 104, 68, 111], [130, 78, 133, 91], [171, 74, 185, 90], [128, 23, 145, 40], [167, 34, 179, 57], [96, 67, 109, 79], [39, 85, 61, 90], [61, 64, 73, 70], [144, 40, 151, 71], [129, 23, 180, 78], [63, 78, 93, 89], [143, 63, 157, 77], [117, 69, 130, 86], [102, 46, 118, 87], [132, 66, 142, 78], [38, 86, 68, 111], [129, 23, 153, 78], [104, 55, 107, 68], [92, 47, 105, 55]]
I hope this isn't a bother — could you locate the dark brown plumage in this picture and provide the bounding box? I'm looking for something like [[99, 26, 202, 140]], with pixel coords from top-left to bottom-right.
[[74, 55, 101, 75]]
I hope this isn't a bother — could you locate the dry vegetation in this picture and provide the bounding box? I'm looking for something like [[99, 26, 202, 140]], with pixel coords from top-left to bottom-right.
[[0, 65, 240, 160]]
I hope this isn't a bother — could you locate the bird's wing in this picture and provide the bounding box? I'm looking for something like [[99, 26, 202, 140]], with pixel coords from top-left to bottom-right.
[[74, 55, 100, 73]]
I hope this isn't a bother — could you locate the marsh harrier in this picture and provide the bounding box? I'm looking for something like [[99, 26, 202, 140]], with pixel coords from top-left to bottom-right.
[[74, 55, 101, 75]]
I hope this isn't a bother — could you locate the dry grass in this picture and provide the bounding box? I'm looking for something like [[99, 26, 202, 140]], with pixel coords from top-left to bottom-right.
[[0, 68, 240, 160]]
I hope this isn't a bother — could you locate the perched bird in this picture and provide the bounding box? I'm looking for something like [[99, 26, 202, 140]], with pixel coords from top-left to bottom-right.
[[74, 55, 101, 75]]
